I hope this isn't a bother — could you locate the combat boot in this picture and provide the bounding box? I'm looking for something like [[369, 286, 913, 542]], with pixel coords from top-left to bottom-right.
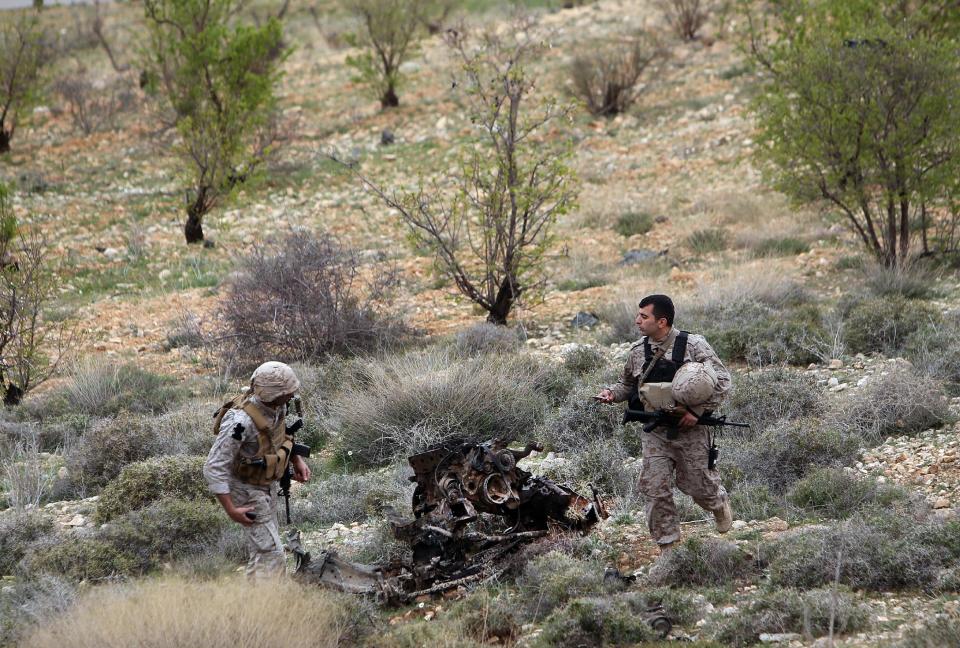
[[714, 500, 733, 534]]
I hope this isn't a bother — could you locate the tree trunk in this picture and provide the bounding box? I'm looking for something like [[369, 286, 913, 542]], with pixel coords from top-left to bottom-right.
[[0, 129, 11, 154], [486, 276, 517, 325], [381, 86, 400, 109], [3, 382, 23, 407], [184, 208, 205, 244]]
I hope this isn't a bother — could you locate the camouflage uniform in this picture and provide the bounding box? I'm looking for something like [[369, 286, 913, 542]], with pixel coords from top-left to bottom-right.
[[204, 401, 287, 579], [609, 328, 732, 546]]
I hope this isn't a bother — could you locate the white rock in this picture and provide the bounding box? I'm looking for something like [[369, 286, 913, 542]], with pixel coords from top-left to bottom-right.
[[759, 633, 801, 643], [732, 520, 748, 531], [827, 377, 839, 387], [828, 358, 843, 369], [158, 269, 172, 281], [64, 514, 86, 527]]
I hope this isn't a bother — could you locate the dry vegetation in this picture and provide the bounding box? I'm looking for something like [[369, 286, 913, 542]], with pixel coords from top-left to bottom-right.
[[0, 0, 959, 646]]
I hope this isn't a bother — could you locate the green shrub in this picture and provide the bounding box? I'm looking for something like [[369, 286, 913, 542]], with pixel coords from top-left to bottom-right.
[[643, 587, 711, 626], [898, 612, 960, 648], [686, 300, 826, 366], [566, 437, 640, 503], [535, 595, 659, 647], [706, 587, 870, 647], [649, 537, 758, 587], [687, 228, 728, 254], [517, 551, 617, 621], [727, 418, 861, 493], [296, 465, 413, 526], [95, 456, 209, 523], [67, 413, 172, 491], [863, 261, 938, 300], [540, 382, 625, 452], [750, 236, 810, 257], [729, 482, 791, 522], [101, 498, 228, 573], [787, 467, 910, 519], [55, 360, 181, 418], [614, 211, 654, 237], [452, 322, 522, 355], [447, 588, 521, 644], [0, 510, 54, 575], [841, 295, 941, 354], [330, 350, 553, 467], [27, 537, 139, 581], [765, 510, 958, 590], [562, 345, 606, 376], [726, 368, 821, 436], [836, 362, 950, 444]]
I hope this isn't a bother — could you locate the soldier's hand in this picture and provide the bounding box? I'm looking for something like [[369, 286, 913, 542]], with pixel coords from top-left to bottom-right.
[[678, 411, 699, 429], [595, 389, 615, 404], [292, 455, 311, 483], [228, 506, 256, 526]]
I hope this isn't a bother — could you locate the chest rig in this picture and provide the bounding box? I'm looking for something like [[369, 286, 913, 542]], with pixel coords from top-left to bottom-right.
[[625, 331, 689, 417], [212, 395, 294, 487]]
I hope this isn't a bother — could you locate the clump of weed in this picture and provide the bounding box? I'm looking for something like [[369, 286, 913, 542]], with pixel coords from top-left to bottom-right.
[[95, 456, 209, 522], [649, 537, 758, 587]]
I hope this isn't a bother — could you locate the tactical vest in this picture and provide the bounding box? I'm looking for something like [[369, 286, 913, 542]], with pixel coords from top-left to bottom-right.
[[212, 395, 294, 487], [627, 330, 689, 414]]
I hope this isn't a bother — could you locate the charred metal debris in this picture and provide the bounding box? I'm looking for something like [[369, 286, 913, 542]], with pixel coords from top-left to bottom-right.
[[289, 440, 672, 638]]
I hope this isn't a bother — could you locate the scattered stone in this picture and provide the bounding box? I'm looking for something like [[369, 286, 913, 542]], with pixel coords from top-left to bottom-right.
[[158, 269, 172, 281], [380, 129, 395, 146], [765, 517, 789, 532], [64, 514, 87, 527], [828, 358, 843, 369], [570, 311, 600, 328], [732, 520, 748, 531], [935, 497, 951, 509], [827, 377, 839, 387], [759, 633, 801, 643]]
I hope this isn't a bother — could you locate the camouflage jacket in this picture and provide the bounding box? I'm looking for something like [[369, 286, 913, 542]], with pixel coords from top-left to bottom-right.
[[203, 396, 284, 495], [609, 327, 731, 412]]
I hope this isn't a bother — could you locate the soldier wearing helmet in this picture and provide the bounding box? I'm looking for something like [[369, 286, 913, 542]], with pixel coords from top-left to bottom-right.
[[204, 361, 311, 579], [596, 294, 733, 556]]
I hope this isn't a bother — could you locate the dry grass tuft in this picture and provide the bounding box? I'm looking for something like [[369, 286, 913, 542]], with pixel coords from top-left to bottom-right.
[[23, 575, 355, 648]]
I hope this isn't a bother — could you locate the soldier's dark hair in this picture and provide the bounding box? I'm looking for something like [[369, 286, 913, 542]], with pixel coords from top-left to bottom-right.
[[639, 294, 675, 326]]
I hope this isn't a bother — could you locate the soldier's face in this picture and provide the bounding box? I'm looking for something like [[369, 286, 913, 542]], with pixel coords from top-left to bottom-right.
[[636, 304, 666, 336]]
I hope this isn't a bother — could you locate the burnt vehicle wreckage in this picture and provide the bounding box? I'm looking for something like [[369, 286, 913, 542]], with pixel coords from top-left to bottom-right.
[[288, 439, 673, 638]]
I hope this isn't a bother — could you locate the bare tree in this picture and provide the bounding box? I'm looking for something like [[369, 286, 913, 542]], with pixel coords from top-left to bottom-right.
[[354, 18, 578, 324], [570, 33, 664, 117], [661, 0, 709, 41]]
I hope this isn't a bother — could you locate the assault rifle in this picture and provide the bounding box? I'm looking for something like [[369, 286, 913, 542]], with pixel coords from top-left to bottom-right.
[[246, 399, 311, 524], [623, 405, 750, 440]]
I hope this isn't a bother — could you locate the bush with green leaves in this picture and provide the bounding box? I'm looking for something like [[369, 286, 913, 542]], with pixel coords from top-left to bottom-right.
[[143, 0, 287, 243], [331, 350, 555, 467], [726, 368, 821, 435], [345, 0, 430, 108], [751, 0, 960, 266], [26, 536, 139, 582], [835, 362, 950, 444], [0, 510, 53, 575], [447, 588, 521, 644], [0, 10, 52, 154], [727, 418, 861, 493], [95, 455, 209, 523], [516, 551, 618, 621], [649, 537, 758, 587], [764, 509, 960, 590], [686, 227, 728, 254], [840, 295, 941, 355], [729, 482, 791, 523], [705, 587, 870, 647], [614, 211, 654, 237], [643, 587, 710, 626], [749, 236, 810, 257], [561, 345, 606, 377], [787, 467, 909, 519], [66, 414, 170, 492], [863, 261, 939, 299], [534, 595, 660, 647], [540, 381, 625, 453]]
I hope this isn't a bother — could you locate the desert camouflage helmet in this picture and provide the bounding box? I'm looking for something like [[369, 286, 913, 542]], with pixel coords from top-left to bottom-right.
[[671, 362, 717, 409]]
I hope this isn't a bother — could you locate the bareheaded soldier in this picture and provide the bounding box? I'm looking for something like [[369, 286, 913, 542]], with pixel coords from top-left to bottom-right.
[[204, 361, 311, 578], [596, 294, 733, 555]]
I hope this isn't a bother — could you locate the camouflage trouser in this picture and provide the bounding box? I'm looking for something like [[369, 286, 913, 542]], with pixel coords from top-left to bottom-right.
[[636, 426, 728, 546], [230, 480, 285, 580]]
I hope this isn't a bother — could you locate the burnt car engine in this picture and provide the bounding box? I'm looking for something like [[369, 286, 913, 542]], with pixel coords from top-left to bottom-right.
[[290, 439, 671, 637]]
